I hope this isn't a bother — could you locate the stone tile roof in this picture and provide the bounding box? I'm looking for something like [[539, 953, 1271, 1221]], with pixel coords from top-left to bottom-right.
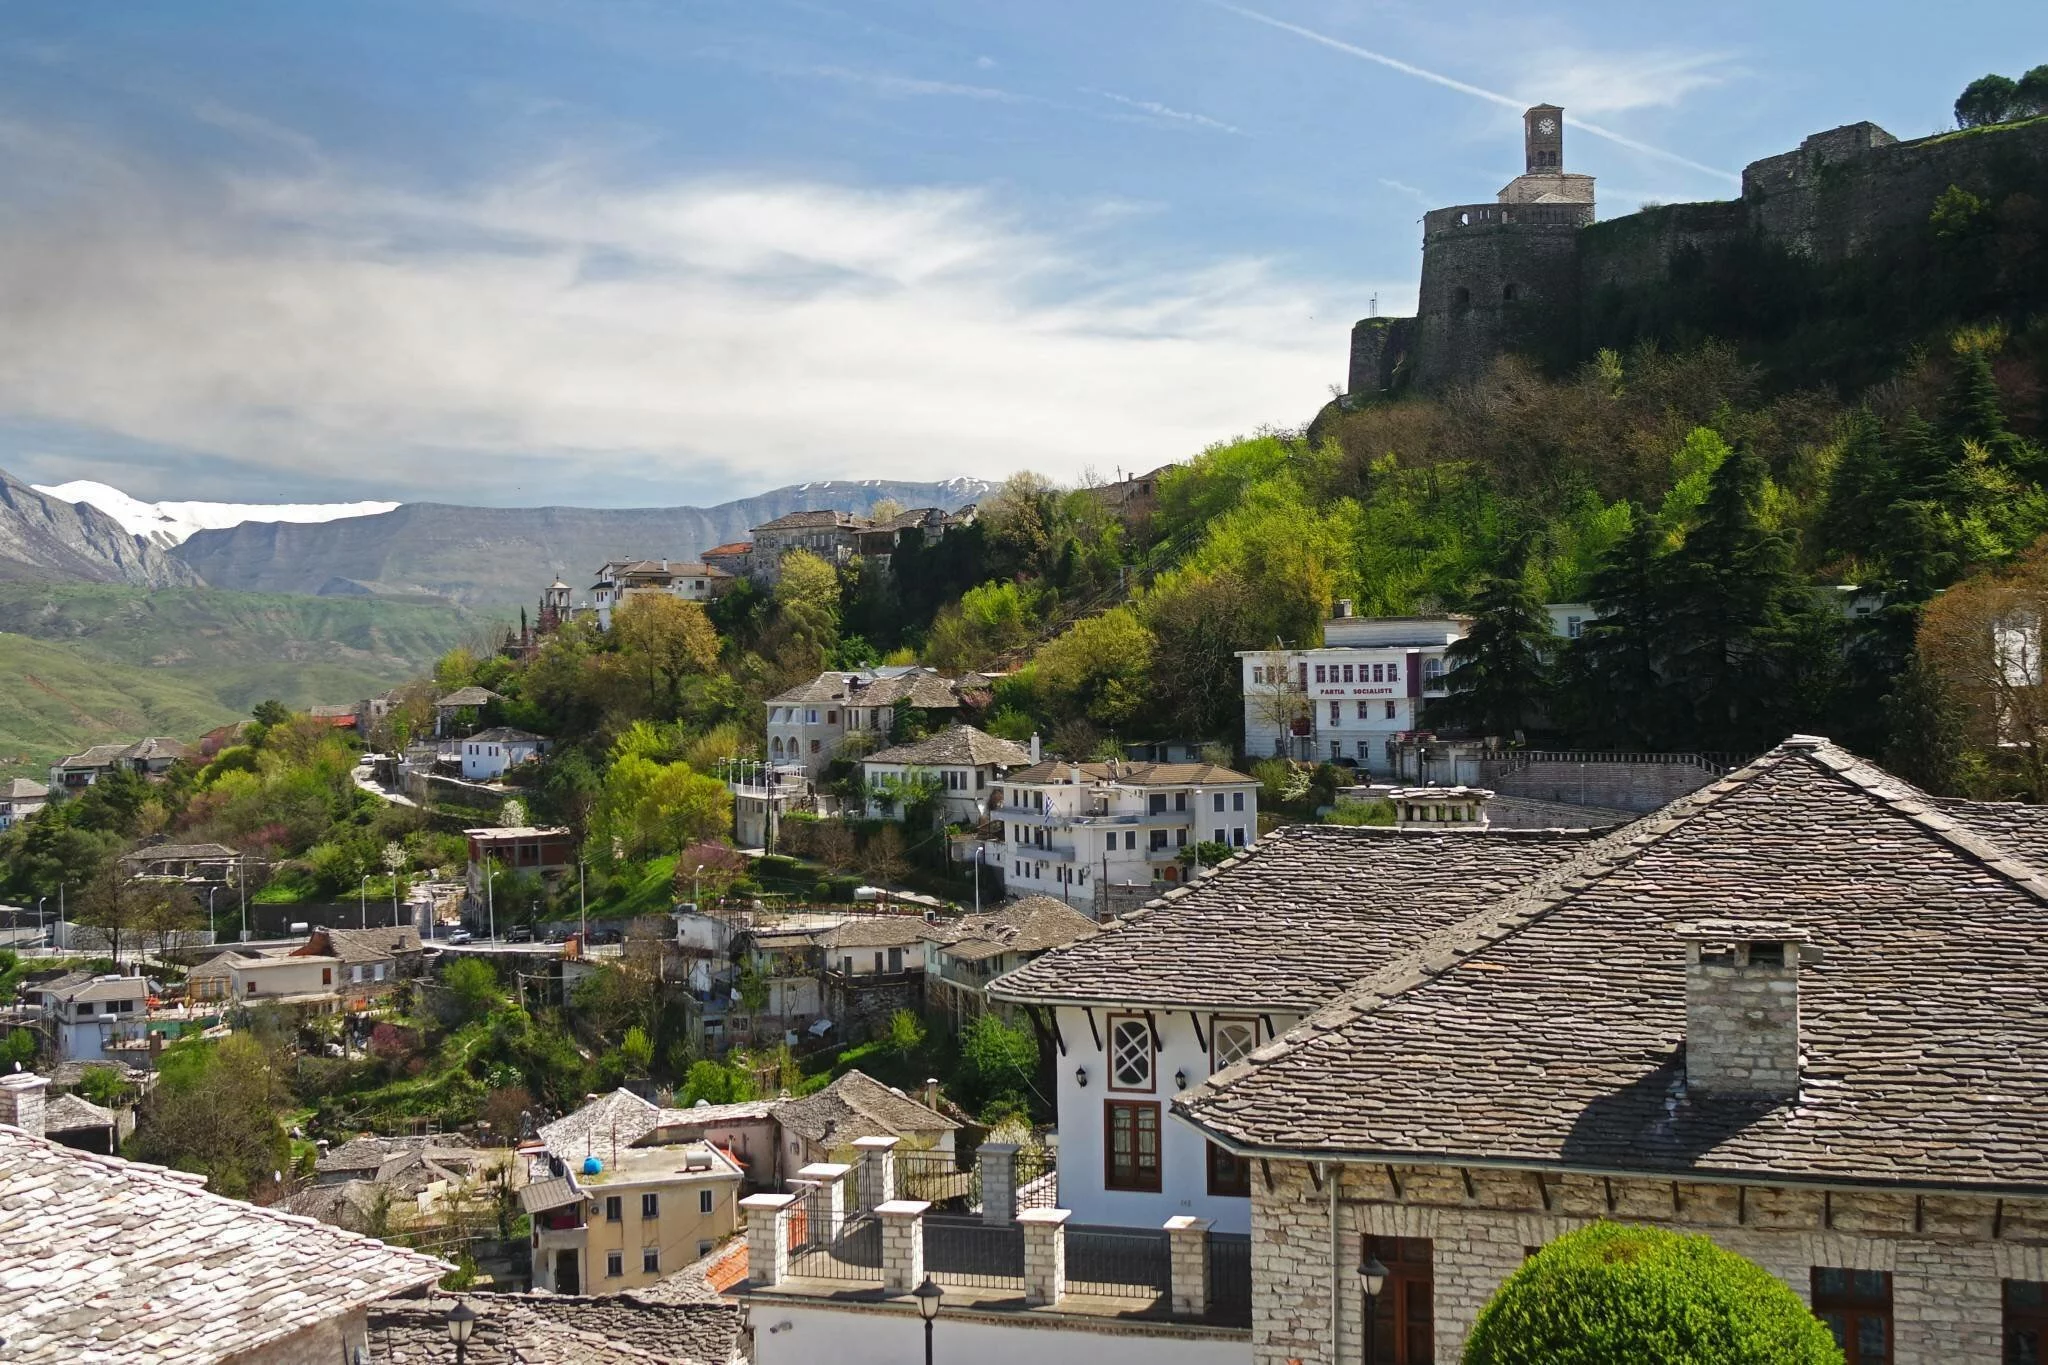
[[0, 1126, 445, 1362], [635, 1240, 747, 1303], [46, 1058, 149, 1089], [1176, 738, 2048, 1192], [436, 686, 502, 707], [316, 1132, 474, 1175], [467, 726, 547, 744], [864, 723, 1033, 769], [320, 925, 425, 966], [368, 1293, 742, 1364], [774, 1069, 957, 1146], [767, 668, 962, 709], [538, 1090, 665, 1162], [990, 824, 1599, 1011], [939, 896, 1100, 963], [519, 1175, 584, 1214], [120, 736, 192, 763], [751, 509, 869, 533], [118, 841, 241, 863], [38, 973, 147, 1004], [53, 743, 131, 769], [813, 917, 942, 950], [1003, 758, 1258, 786], [41, 1093, 115, 1133], [4, 777, 48, 800]]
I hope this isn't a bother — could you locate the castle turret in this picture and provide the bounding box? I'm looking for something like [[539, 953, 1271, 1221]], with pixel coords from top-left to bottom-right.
[[1524, 103, 1563, 173]]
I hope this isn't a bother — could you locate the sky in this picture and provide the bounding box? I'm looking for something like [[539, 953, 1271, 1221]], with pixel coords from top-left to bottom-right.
[[0, 1, 2041, 508]]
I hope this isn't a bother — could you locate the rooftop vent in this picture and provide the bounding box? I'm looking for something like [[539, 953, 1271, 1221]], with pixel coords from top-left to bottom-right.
[[1676, 919, 1816, 1099]]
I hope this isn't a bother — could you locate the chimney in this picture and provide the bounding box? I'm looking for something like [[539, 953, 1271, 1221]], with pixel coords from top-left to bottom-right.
[[1678, 920, 1813, 1099], [923, 1077, 940, 1110], [1030, 733, 1041, 763], [0, 1070, 48, 1138], [1333, 599, 1354, 619]]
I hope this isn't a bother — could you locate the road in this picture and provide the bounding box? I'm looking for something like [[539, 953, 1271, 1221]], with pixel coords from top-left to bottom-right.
[[352, 766, 417, 808]]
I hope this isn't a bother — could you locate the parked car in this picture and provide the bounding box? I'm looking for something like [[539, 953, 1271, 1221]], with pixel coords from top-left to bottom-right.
[[506, 924, 535, 944], [446, 928, 473, 945]]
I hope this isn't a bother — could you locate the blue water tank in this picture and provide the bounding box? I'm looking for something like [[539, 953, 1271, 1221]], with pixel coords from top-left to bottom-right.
[[582, 1156, 603, 1175]]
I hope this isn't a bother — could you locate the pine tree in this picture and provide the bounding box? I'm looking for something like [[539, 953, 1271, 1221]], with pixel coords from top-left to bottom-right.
[[1882, 656, 1970, 796], [1425, 541, 1551, 740], [1660, 443, 1817, 751], [1564, 506, 1673, 747], [1817, 408, 1895, 561]]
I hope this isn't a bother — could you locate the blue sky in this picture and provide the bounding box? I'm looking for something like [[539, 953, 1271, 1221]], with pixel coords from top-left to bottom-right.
[[0, 0, 2040, 507]]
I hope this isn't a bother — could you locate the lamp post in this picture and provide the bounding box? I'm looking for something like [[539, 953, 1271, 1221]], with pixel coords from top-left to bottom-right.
[[35, 897, 46, 948], [206, 886, 219, 936], [446, 1298, 477, 1364], [972, 800, 987, 915], [360, 874, 371, 930], [485, 854, 497, 942], [578, 860, 587, 945], [913, 1276, 943, 1365], [1358, 1253, 1388, 1365], [694, 863, 704, 912]]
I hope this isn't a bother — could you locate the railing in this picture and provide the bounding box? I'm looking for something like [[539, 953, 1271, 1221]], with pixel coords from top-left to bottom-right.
[[925, 1214, 1026, 1290], [786, 1207, 882, 1283], [1490, 749, 1751, 776], [894, 1150, 978, 1212], [1065, 1226, 1170, 1301], [1016, 1147, 1058, 1211], [1207, 1232, 1253, 1327]]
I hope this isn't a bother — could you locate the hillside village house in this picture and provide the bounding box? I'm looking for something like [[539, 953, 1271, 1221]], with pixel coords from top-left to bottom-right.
[[47, 735, 193, 790], [1239, 607, 1464, 768], [187, 948, 345, 1011], [459, 726, 551, 781], [701, 540, 754, 577], [26, 971, 151, 1062], [0, 776, 47, 829], [765, 667, 966, 780], [590, 558, 733, 629], [465, 825, 577, 903], [926, 895, 1099, 1028], [0, 1073, 447, 1364], [988, 821, 1599, 1234], [860, 724, 1033, 824], [1167, 738, 2048, 1365], [997, 758, 1262, 910], [525, 1137, 744, 1295], [747, 509, 871, 578], [433, 685, 502, 737], [118, 840, 242, 884]]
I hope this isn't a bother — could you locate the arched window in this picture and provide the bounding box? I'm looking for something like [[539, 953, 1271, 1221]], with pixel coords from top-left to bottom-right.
[[771, 737, 783, 758], [1452, 286, 1472, 312], [1503, 283, 1519, 302]]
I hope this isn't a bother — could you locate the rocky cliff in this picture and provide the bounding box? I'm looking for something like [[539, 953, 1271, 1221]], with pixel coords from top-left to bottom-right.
[[172, 478, 991, 608], [0, 469, 204, 587]]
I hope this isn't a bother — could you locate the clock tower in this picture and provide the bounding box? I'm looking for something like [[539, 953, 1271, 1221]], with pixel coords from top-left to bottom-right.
[[1524, 104, 1564, 173]]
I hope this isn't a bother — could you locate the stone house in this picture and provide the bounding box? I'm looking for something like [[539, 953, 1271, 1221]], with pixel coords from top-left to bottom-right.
[[748, 509, 872, 581], [187, 948, 345, 1011], [458, 725, 550, 781], [764, 667, 966, 780], [0, 1072, 446, 1364], [296, 926, 423, 1002], [590, 557, 734, 629], [45, 736, 188, 790], [772, 1069, 958, 1171], [1175, 737, 2048, 1365], [860, 723, 1033, 825], [989, 823, 1599, 1235], [118, 840, 242, 884], [926, 895, 1099, 1028], [816, 917, 938, 1043], [0, 776, 48, 830]]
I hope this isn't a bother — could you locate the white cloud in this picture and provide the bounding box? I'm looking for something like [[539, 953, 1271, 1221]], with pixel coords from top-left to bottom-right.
[[1528, 47, 1737, 116], [1377, 178, 1434, 208], [1092, 90, 1245, 136], [0, 123, 1344, 501], [801, 65, 1028, 103]]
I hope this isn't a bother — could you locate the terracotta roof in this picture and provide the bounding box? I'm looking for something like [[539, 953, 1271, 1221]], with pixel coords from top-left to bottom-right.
[[368, 1293, 742, 1365], [938, 896, 1099, 963], [991, 823, 1598, 1011], [700, 542, 752, 559], [1176, 738, 2048, 1193], [0, 1125, 445, 1363], [1003, 758, 1258, 786], [773, 1069, 957, 1146], [864, 724, 1033, 769]]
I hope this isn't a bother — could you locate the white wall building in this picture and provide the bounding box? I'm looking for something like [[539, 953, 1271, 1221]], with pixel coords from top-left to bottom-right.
[[590, 559, 731, 629], [459, 727, 550, 782], [997, 759, 1260, 911], [859, 725, 1032, 825], [1238, 608, 1465, 771], [27, 972, 150, 1062], [764, 668, 963, 781]]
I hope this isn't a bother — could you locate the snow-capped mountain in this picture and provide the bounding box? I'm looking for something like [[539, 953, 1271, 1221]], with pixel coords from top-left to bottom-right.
[[32, 480, 400, 549]]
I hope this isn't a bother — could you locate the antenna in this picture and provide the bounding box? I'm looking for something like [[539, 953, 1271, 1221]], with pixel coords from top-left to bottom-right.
[[1369, 294, 1379, 318]]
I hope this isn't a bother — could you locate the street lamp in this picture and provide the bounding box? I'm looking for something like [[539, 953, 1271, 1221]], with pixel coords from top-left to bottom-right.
[[359, 874, 372, 930], [972, 801, 987, 915], [694, 863, 705, 911], [1357, 1253, 1388, 1365], [445, 1298, 477, 1364], [35, 897, 46, 947], [913, 1276, 943, 1365]]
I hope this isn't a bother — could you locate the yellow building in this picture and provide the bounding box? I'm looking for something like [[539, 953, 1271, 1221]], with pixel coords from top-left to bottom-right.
[[527, 1141, 744, 1296]]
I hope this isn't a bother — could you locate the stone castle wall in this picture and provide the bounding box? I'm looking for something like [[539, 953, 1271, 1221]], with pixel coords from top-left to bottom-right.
[[1478, 755, 1723, 812], [1365, 115, 2048, 393], [1250, 1159, 2048, 1365]]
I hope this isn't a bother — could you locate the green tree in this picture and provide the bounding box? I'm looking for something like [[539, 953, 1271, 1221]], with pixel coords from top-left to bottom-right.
[[444, 957, 504, 1024], [772, 549, 842, 669], [886, 1008, 926, 1058], [2020, 64, 2048, 116], [0, 1028, 35, 1068], [1562, 507, 1674, 747], [1463, 1222, 1842, 1365], [1882, 657, 1970, 796], [618, 1025, 654, 1078], [1033, 607, 1156, 730], [1956, 73, 2020, 127], [679, 1058, 756, 1106], [956, 1013, 1038, 1116], [1139, 567, 1263, 746], [1425, 542, 1552, 740], [611, 594, 721, 713], [127, 1035, 293, 1200], [586, 753, 732, 867]]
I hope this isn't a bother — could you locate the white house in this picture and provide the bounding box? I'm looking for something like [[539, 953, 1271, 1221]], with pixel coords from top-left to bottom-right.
[[28, 972, 150, 1062], [987, 821, 1603, 1233], [1238, 605, 1465, 769], [1, 777, 48, 830], [996, 758, 1260, 910], [860, 724, 1033, 824], [590, 559, 732, 629], [459, 727, 550, 782]]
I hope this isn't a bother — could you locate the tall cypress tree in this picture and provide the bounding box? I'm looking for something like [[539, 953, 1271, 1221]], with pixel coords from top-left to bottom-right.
[[1660, 442, 1818, 751], [1563, 506, 1673, 748], [1425, 540, 1552, 741]]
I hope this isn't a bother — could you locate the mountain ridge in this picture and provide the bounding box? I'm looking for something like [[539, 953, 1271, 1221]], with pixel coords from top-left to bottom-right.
[[0, 469, 203, 588], [32, 479, 399, 549]]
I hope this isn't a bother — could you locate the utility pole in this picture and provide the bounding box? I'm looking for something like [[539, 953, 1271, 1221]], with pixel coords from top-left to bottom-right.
[[360, 875, 370, 930], [578, 861, 587, 945], [485, 854, 497, 942]]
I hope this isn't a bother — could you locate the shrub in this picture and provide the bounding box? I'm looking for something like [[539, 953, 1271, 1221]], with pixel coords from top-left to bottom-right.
[[1463, 1222, 1843, 1365]]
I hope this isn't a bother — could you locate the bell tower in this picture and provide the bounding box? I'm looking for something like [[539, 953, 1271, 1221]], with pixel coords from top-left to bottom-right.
[[1524, 104, 1564, 173]]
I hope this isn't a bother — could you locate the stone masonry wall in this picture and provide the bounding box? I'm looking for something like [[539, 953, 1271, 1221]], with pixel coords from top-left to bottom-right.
[[1479, 756, 1720, 813], [1251, 1160, 2048, 1365]]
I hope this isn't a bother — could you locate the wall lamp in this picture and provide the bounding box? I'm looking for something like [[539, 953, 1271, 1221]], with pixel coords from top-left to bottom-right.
[[1174, 1069, 1188, 1090], [1075, 1066, 1089, 1088]]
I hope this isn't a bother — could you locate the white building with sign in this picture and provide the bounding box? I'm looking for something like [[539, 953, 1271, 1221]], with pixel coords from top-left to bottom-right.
[[1238, 606, 1466, 770]]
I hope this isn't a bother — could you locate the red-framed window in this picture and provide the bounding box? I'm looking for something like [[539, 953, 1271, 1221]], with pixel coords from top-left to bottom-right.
[[1365, 1235, 1434, 1365], [1104, 1100, 1161, 1192], [1813, 1268, 1892, 1365]]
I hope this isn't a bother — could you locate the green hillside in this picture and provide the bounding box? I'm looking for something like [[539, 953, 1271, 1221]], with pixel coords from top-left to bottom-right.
[[0, 585, 486, 776]]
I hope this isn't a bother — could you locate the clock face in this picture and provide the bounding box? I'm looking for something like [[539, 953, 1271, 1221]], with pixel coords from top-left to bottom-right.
[[1537, 117, 1557, 135]]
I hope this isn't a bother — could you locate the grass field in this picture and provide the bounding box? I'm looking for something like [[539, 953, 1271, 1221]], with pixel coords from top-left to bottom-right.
[[0, 584, 490, 778]]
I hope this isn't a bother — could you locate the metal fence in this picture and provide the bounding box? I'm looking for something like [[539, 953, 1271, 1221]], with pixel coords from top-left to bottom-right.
[[1065, 1225, 1170, 1301], [1207, 1232, 1253, 1327], [785, 1191, 882, 1284], [1016, 1146, 1058, 1211], [925, 1214, 1026, 1290], [894, 1149, 979, 1213]]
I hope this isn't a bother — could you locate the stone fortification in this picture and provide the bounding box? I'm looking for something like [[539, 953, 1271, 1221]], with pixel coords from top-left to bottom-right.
[[1350, 111, 2048, 395]]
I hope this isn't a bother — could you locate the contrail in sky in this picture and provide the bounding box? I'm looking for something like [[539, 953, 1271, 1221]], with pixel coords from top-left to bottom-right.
[[1208, 1, 1739, 185]]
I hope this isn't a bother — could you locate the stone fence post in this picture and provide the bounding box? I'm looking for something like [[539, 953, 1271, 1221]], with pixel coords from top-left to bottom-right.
[[877, 1199, 930, 1293], [740, 1192, 799, 1287], [853, 1135, 898, 1212], [977, 1141, 1019, 1225], [1165, 1215, 1212, 1318], [1018, 1207, 1070, 1307], [794, 1161, 851, 1232]]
